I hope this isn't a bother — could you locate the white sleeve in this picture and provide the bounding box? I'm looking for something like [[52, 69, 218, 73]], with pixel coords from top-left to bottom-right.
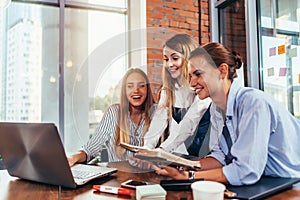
[[160, 96, 211, 152], [143, 91, 168, 149]]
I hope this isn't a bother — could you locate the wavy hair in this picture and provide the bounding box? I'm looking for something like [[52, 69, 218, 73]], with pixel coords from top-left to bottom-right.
[[115, 68, 154, 158], [161, 34, 199, 119]]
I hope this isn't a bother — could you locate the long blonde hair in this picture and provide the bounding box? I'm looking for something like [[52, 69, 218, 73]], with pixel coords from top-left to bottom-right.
[[115, 68, 154, 158], [162, 34, 199, 119]]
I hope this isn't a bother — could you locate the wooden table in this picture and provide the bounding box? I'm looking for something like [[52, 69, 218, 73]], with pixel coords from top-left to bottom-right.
[[0, 161, 299, 200]]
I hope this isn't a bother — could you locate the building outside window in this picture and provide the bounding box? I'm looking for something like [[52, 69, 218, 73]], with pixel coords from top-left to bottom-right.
[[0, 0, 134, 155]]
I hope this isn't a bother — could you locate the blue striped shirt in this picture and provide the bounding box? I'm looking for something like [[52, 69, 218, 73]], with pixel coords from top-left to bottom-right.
[[83, 104, 145, 162]]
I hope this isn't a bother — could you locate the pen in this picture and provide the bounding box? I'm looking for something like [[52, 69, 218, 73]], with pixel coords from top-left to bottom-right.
[[93, 185, 131, 196]]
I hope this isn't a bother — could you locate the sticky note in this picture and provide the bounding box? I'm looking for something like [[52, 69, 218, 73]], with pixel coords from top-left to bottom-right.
[[288, 48, 297, 58], [267, 67, 274, 76], [279, 68, 287, 76], [278, 45, 285, 55], [269, 47, 276, 56]]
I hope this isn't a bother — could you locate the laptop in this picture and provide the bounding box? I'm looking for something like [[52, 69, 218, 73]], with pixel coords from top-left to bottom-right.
[[0, 122, 117, 189], [226, 176, 300, 200]]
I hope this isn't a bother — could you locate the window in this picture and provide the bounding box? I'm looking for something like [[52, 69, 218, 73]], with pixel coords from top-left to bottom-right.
[[212, 0, 299, 119], [216, 0, 246, 86], [258, 0, 300, 119], [64, 4, 127, 153], [2, 2, 57, 123], [0, 0, 144, 154]]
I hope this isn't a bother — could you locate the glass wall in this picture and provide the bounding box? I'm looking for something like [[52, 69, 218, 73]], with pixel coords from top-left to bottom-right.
[[258, 0, 300, 119], [0, 0, 128, 154], [217, 0, 246, 86], [2, 3, 59, 123], [64, 7, 127, 153]]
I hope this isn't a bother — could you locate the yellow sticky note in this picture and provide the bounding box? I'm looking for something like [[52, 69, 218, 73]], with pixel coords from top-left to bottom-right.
[[278, 45, 285, 55]]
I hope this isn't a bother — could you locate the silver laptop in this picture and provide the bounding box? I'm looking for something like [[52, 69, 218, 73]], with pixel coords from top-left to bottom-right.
[[0, 122, 117, 188]]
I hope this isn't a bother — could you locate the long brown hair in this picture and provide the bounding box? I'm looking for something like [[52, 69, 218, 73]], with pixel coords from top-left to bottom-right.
[[115, 68, 154, 158], [162, 34, 198, 119], [158, 34, 198, 143]]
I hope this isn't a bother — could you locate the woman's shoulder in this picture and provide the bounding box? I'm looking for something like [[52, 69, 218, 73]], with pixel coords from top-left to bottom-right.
[[232, 84, 281, 112], [236, 86, 267, 102], [105, 103, 120, 114], [230, 80, 264, 101]]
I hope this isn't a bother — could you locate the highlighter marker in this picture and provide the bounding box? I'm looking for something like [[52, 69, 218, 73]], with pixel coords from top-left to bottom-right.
[[93, 185, 131, 196]]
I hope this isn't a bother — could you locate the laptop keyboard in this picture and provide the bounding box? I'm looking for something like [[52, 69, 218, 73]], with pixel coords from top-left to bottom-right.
[[71, 164, 109, 179]]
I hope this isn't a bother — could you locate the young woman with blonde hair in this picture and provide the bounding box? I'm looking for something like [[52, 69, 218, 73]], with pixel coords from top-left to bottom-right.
[[68, 68, 155, 165], [143, 34, 211, 155]]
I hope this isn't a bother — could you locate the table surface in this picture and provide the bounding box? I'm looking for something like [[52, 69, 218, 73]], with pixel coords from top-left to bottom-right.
[[0, 161, 300, 200]]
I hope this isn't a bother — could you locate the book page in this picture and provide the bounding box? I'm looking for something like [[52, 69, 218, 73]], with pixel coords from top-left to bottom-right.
[[119, 142, 150, 153], [119, 142, 201, 169]]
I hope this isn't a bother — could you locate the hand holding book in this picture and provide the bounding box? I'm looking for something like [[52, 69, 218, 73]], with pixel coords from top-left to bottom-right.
[[119, 142, 201, 170]]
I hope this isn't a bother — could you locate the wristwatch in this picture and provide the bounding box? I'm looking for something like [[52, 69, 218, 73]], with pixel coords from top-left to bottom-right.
[[188, 170, 195, 180]]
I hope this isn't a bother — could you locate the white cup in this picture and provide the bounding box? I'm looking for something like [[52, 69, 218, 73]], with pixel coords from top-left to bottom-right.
[[191, 180, 225, 200]]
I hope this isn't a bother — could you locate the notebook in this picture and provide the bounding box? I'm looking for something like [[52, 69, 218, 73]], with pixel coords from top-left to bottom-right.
[[0, 122, 117, 189], [226, 176, 300, 200]]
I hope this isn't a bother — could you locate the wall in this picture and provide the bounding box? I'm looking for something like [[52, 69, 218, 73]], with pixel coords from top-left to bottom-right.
[[146, 0, 210, 101]]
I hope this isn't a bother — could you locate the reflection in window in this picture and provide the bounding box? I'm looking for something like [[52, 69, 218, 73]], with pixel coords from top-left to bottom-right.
[[0, 1, 128, 154], [64, 7, 127, 153], [1, 3, 58, 122], [218, 0, 246, 85], [259, 0, 300, 119]]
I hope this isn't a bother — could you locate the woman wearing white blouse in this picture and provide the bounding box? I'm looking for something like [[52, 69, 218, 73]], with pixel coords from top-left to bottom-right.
[[143, 34, 211, 155]]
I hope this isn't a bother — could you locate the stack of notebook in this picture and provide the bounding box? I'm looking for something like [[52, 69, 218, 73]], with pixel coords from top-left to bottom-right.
[[136, 184, 167, 200]]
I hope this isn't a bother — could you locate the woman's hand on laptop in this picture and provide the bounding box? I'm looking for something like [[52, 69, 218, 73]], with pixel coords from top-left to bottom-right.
[[67, 150, 87, 167], [67, 156, 77, 167]]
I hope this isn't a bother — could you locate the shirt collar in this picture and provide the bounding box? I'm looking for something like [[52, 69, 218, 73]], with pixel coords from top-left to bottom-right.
[[226, 80, 241, 118]]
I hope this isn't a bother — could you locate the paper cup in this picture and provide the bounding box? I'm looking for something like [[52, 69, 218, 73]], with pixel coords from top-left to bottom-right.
[[191, 181, 225, 200]]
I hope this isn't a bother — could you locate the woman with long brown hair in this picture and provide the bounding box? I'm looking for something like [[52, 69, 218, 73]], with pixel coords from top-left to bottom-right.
[[143, 34, 211, 156], [154, 42, 300, 185], [67, 68, 155, 165]]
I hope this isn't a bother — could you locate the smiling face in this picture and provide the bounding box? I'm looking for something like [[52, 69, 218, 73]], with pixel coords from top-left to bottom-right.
[[125, 72, 148, 109], [188, 57, 211, 100], [188, 55, 228, 110], [163, 46, 184, 79]]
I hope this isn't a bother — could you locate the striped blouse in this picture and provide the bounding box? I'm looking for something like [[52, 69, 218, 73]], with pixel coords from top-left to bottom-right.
[[82, 104, 145, 162]]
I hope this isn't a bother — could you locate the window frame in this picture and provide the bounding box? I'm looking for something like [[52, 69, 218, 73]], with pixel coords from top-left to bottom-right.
[[3, 0, 146, 146]]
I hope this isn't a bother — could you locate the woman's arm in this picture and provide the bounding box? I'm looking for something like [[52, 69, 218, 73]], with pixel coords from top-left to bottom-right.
[[160, 97, 211, 152], [143, 91, 168, 149], [154, 157, 228, 183], [84, 105, 119, 161], [67, 150, 87, 166]]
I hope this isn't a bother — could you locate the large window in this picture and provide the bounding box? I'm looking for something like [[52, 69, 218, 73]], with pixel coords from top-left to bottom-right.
[[258, 0, 300, 119], [0, 0, 136, 154], [64, 6, 127, 153]]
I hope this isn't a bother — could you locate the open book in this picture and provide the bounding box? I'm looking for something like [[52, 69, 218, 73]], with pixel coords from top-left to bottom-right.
[[119, 142, 201, 170]]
